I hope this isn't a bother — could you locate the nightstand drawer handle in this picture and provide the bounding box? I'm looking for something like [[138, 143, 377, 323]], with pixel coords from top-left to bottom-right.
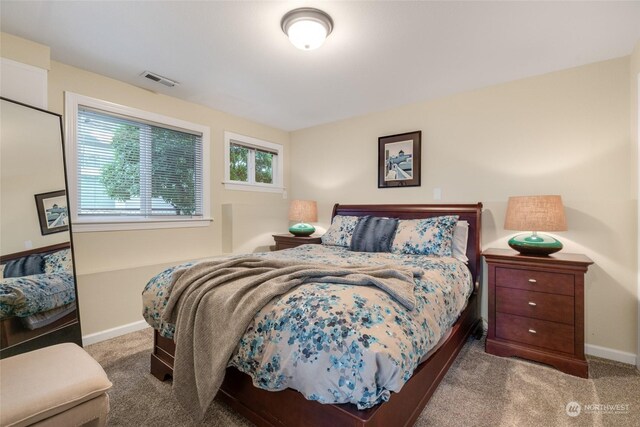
[[528, 329, 537, 334], [528, 279, 537, 283], [528, 302, 537, 306]]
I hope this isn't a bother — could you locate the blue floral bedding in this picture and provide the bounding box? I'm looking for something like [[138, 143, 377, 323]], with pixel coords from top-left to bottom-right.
[[0, 249, 76, 320], [142, 244, 472, 409], [0, 272, 76, 319]]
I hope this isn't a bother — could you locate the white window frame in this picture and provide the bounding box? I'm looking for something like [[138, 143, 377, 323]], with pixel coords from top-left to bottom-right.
[[64, 92, 212, 232], [223, 131, 284, 193]]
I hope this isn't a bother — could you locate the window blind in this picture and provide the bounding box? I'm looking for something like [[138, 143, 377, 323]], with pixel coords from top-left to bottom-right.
[[76, 107, 203, 218], [229, 140, 278, 156]]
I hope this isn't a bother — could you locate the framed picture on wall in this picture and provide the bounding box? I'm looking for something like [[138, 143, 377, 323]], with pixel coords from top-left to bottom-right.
[[378, 131, 421, 188], [35, 190, 69, 235]]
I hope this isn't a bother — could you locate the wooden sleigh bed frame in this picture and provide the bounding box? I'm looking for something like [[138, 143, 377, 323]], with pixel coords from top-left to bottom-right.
[[150, 203, 483, 426]]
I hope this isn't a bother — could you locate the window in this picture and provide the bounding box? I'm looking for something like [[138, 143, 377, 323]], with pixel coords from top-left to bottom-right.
[[65, 92, 211, 231], [223, 132, 284, 193]]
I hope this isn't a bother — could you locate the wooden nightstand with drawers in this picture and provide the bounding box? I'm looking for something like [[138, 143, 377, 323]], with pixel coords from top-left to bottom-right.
[[483, 248, 593, 378], [272, 234, 322, 251]]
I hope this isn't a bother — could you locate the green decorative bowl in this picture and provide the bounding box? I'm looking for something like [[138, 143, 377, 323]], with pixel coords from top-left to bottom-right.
[[508, 233, 563, 256], [289, 223, 315, 237]]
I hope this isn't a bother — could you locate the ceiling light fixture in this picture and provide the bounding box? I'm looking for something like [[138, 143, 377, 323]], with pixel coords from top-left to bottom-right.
[[281, 7, 333, 51]]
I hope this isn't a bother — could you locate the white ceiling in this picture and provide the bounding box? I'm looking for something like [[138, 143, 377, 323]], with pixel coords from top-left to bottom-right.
[[2, 1, 639, 131]]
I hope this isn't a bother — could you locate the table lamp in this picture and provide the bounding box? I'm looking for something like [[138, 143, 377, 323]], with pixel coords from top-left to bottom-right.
[[288, 200, 317, 236], [504, 195, 567, 256]]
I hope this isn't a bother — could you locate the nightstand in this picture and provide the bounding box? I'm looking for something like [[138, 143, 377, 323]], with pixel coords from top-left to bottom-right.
[[483, 248, 593, 378], [272, 234, 322, 251]]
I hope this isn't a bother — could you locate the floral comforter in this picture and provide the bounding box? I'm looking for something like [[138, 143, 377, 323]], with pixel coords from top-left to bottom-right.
[[0, 248, 76, 320], [142, 244, 472, 409], [0, 272, 76, 319]]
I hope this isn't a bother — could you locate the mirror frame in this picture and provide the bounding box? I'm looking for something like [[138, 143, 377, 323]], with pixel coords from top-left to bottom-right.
[[0, 96, 83, 358]]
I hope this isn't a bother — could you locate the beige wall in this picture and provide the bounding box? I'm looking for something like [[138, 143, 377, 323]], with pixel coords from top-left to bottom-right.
[[48, 63, 290, 333], [48, 61, 290, 274], [290, 57, 637, 356], [1, 100, 69, 254], [3, 32, 638, 358], [1, 33, 290, 335], [631, 40, 640, 367], [221, 203, 288, 254], [0, 32, 50, 70]]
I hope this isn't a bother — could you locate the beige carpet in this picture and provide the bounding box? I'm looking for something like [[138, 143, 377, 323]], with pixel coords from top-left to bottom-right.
[[86, 328, 639, 426]]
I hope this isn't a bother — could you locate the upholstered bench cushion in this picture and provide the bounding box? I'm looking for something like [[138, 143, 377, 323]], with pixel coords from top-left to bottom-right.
[[0, 343, 112, 427]]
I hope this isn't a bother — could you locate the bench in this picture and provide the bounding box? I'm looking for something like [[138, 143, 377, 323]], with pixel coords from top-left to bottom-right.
[[0, 343, 112, 426]]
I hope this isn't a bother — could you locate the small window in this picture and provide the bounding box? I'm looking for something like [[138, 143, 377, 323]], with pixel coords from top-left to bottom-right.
[[224, 132, 284, 193], [65, 92, 211, 231]]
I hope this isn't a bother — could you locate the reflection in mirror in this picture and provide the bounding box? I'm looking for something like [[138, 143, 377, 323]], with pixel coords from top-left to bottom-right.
[[1, 97, 82, 358]]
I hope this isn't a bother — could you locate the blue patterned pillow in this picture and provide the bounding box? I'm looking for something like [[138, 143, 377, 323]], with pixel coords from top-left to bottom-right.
[[44, 249, 73, 274], [2, 254, 45, 278], [350, 216, 399, 252], [391, 215, 459, 256], [321, 215, 361, 247]]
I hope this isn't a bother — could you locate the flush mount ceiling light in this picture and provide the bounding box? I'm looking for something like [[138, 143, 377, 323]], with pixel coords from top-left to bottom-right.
[[281, 7, 333, 51]]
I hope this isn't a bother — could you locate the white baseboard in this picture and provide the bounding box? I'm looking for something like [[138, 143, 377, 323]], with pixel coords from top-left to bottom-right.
[[585, 344, 637, 365], [82, 320, 149, 346]]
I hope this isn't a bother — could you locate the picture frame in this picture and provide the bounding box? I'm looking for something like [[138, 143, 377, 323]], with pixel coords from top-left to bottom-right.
[[34, 190, 69, 235], [378, 130, 421, 188]]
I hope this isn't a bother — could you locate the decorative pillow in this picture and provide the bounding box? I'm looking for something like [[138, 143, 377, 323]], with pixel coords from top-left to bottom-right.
[[391, 215, 459, 256], [44, 249, 73, 274], [350, 216, 399, 253], [321, 215, 361, 247], [3, 254, 45, 278], [0, 264, 4, 279], [452, 220, 469, 263]]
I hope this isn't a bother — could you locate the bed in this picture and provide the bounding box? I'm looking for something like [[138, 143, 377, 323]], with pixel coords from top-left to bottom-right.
[[145, 203, 482, 426], [0, 242, 77, 349]]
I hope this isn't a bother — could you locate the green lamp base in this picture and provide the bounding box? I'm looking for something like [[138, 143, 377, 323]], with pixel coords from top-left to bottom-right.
[[508, 232, 563, 256], [289, 223, 315, 237]]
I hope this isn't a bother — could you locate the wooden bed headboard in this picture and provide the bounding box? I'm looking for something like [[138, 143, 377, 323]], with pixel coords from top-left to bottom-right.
[[331, 203, 483, 285], [0, 242, 71, 264]]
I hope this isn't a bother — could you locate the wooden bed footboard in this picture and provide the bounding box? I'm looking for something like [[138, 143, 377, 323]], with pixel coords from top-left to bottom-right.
[[1, 312, 77, 349]]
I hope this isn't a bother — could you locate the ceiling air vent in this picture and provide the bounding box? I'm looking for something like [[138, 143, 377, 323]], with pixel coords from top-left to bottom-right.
[[140, 71, 179, 88]]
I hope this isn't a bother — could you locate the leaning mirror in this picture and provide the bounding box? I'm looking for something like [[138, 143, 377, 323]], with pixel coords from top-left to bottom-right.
[[1, 97, 82, 358]]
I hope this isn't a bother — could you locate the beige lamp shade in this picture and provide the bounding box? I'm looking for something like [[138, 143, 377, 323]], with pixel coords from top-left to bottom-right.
[[504, 195, 567, 232], [288, 200, 318, 223]]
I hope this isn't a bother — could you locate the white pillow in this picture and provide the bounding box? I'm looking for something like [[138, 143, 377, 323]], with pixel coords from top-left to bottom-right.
[[452, 220, 469, 263]]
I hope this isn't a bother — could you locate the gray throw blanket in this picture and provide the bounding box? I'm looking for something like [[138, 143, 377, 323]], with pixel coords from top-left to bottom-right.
[[161, 257, 421, 419]]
